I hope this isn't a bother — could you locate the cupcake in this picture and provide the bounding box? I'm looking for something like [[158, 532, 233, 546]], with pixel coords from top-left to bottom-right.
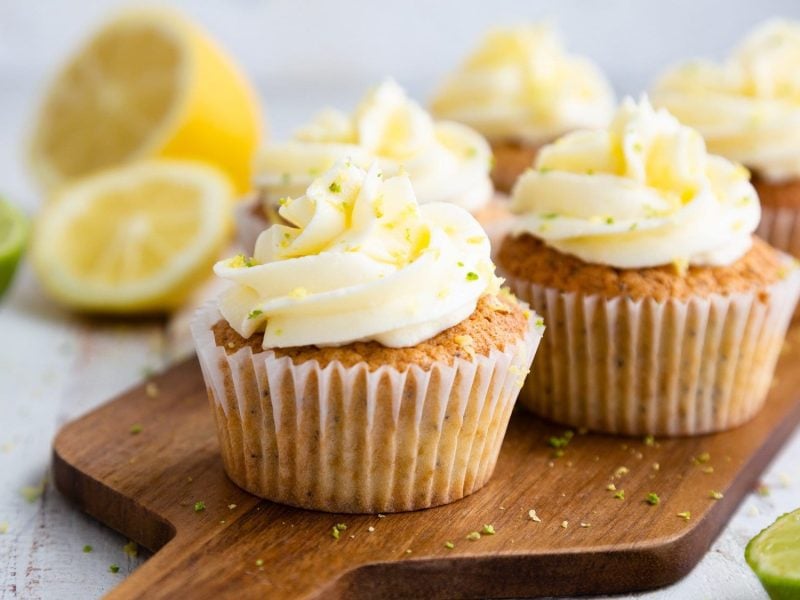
[[192, 159, 544, 513], [653, 20, 800, 261], [236, 79, 496, 252], [497, 97, 800, 436], [430, 24, 614, 194]]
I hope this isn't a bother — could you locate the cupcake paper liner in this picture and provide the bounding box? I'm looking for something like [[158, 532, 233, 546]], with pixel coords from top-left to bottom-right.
[[502, 258, 800, 436], [191, 302, 543, 513], [757, 204, 800, 259]]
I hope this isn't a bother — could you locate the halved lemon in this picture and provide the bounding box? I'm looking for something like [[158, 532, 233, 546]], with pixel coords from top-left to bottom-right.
[[28, 7, 262, 195], [32, 160, 232, 313]]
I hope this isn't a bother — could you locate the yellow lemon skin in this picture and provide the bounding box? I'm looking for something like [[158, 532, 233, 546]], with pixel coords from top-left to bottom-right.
[[28, 7, 263, 196]]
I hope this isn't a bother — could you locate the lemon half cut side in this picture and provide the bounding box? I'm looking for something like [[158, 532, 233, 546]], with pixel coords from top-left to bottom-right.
[[32, 160, 233, 313], [28, 7, 262, 194]]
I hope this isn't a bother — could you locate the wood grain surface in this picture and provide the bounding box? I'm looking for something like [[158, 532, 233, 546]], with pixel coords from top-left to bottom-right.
[[51, 328, 800, 600]]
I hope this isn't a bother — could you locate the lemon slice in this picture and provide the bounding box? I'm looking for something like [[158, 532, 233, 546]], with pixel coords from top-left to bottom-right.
[[28, 7, 262, 194], [0, 198, 29, 297], [746, 508, 800, 600], [32, 161, 232, 313]]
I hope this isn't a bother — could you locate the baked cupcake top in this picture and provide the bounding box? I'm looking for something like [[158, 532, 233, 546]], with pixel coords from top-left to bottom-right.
[[255, 80, 493, 212], [653, 20, 800, 182], [430, 24, 614, 145], [215, 159, 502, 349], [508, 97, 760, 269]]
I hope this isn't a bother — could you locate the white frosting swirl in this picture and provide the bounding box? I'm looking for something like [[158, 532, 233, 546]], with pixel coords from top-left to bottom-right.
[[255, 80, 493, 212], [509, 97, 760, 269], [216, 159, 501, 348], [431, 24, 615, 144], [653, 20, 800, 181]]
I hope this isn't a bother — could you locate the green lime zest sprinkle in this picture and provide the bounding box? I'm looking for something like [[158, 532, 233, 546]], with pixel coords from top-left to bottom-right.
[[457, 261, 464, 267], [541, 212, 559, 219], [247, 309, 263, 320], [109, 564, 120, 574], [329, 181, 342, 193], [194, 501, 206, 512], [255, 558, 264, 567], [444, 541, 455, 549], [614, 489, 626, 500], [83, 545, 93, 553], [677, 511, 691, 521], [645, 492, 660, 506], [605, 216, 615, 225], [336, 523, 347, 531], [278, 197, 290, 206], [534, 317, 545, 328], [129, 424, 143, 435], [21, 482, 45, 504], [466, 272, 479, 281], [332, 526, 341, 540], [123, 541, 138, 558], [710, 490, 724, 500], [547, 430, 574, 457], [466, 531, 481, 541], [481, 524, 496, 535], [539, 167, 553, 174], [644, 435, 655, 446]]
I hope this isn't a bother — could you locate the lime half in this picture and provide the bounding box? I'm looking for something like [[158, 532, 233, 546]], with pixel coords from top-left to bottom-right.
[[0, 198, 28, 297], [746, 509, 800, 600]]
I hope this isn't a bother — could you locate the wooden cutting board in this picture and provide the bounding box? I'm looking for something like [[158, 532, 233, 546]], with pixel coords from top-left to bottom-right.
[[52, 328, 800, 600]]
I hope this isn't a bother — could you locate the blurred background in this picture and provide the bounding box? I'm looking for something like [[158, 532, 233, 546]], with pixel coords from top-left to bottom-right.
[[2, 0, 800, 207], [3, 1, 800, 598]]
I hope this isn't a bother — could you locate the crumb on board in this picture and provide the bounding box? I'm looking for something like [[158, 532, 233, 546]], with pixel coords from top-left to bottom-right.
[[123, 541, 138, 558]]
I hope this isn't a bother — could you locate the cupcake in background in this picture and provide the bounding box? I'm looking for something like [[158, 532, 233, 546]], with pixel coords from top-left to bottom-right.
[[497, 96, 800, 436], [193, 159, 544, 513], [431, 23, 615, 194], [653, 20, 800, 260], [237, 80, 495, 251]]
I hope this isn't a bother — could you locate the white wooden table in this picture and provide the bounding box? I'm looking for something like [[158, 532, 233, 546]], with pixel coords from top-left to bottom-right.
[[2, 1, 800, 598]]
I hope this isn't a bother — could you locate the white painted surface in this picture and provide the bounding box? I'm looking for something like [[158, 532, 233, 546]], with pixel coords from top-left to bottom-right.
[[1, 1, 799, 598]]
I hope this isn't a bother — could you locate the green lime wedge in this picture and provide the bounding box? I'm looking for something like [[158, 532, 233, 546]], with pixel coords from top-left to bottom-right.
[[0, 198, 28, 297], [746, 508, 800, 600]]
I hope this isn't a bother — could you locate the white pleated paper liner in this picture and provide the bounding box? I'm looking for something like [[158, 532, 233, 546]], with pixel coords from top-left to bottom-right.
[[757, 205, 800, 259], [501, 256, 800, 437], [757, 207, 800, 320], [191, 301, 544, 514]]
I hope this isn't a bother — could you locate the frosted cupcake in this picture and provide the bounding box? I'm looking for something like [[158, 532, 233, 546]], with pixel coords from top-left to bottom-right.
[[237, 80, 495, 251], [653, 20, 800, 260], [497, 97, 800, 436], [431, 24, 614, 194], [193, 159, 544, 513]]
